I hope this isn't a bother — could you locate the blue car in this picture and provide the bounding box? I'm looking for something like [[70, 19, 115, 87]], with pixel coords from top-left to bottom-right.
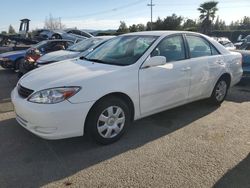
[[0, 50, 26, 70], [233, 43, 250, 78], [0, 39, 74, 71]]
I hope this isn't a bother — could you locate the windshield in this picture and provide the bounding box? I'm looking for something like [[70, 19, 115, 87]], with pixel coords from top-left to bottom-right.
[[85, 35, 157, 66], [31, 41, 48, 49], [68, 38, 103, 52]]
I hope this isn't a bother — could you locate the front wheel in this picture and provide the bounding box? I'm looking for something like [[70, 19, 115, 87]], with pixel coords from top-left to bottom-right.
[[14, 58, 23, 71], [85, 96, 131, 145], [209, 78, 229, 105]]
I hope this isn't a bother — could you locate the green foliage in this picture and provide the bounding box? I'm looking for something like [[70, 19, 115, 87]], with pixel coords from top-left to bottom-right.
[[183, 19, 199, 31], [198, 1, 218, 34], [117, 21, 129, 33], [1, 31, 7, 35], [147, 14, 183, 30], [214, 17, 226, 30], [8, 25, 16, 34], [129, 24, 146, 32]]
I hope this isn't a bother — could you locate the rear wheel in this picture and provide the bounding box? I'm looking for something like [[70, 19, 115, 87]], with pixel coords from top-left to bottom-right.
[[209, 78, 229, 105], [85, 96, 131, 145]]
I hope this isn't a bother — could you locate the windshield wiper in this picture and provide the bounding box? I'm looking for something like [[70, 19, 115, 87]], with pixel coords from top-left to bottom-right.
[[79, 56, 89, 60], [87, 58, 111, 64]]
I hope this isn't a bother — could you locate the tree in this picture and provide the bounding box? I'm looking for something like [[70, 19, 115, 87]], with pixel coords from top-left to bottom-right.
[[239, 16, 250, 30], [146, 14, 183, 31], [1, 31, 7, 35], [117, 21, 129, 33], [129, 24, 146, 32], [8, 25, 16, 34], [198, 1, 218, 34], [214, 17, 226, 30], [183, 19, 197, 31], [44, 14, 65, 30], [162, 14, 183, 30]]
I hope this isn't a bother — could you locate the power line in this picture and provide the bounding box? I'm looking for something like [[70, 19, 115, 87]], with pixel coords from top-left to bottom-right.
[[61, 0, 148, 19], [147, 0, 155, 30]]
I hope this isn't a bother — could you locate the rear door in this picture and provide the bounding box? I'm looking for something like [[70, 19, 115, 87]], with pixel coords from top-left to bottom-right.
[[185, 35, 224, 100]]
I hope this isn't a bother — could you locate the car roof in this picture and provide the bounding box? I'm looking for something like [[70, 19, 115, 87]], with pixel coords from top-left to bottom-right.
[[44, 39, 74, 43], [122, 30, 199, 37], [94, 36, 115, 40]]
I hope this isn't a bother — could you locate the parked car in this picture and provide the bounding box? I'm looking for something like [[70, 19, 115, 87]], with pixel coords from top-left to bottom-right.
[[18, 39, 74, 76], [234, 35, 250, 49], [0, 50, 26, 70], [38, 29, 93, 41], [36, 36, 115, 67], [11, 31, 242, 144], [232, 46, 250, 78], [218, 38, 236, 50]]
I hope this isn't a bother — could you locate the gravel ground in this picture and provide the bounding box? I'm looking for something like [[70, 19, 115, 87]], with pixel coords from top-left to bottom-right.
[[0, 67, 249, 188]]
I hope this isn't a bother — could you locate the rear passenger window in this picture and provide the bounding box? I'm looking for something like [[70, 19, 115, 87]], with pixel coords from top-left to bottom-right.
[[151, 35, 186, 62], [186, 35, 219, 58]]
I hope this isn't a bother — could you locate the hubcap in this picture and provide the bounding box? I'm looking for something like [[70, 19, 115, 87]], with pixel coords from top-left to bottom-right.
[[97, 106, 125, 138], [215, 80, 227, 102]]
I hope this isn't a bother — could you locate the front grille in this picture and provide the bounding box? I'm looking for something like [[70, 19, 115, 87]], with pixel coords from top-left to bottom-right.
[[18, 84, 34, 98]]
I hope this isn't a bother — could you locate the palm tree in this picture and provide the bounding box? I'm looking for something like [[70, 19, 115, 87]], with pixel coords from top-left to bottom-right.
[[198, 1, 218, 34]]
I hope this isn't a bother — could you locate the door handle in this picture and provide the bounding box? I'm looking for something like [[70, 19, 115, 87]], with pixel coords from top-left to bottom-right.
[[216, 60, 225, 65], [181, 67, 191, 71]]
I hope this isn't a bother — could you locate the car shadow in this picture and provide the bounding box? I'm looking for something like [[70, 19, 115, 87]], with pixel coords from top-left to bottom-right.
[[226, 79, 250, 103], [213, 153, 250, 188], [0, 100, 219, 187]]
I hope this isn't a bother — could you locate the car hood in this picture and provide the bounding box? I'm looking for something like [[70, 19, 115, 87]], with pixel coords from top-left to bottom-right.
[[37, 50, 80, 63], [19, 59, 124, 91], [0, 50, 26, 58]]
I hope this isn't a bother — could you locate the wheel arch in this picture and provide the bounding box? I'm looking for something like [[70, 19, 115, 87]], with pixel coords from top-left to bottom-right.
[[219, 72, 231, 87], [84, 92, 135, 134], [14, 56, 24, 69]]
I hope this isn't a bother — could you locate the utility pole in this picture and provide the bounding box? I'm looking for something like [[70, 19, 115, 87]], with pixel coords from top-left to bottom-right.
[[147, 0, 155, 30]]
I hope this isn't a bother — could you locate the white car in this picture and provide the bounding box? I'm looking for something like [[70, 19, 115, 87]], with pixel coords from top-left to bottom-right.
[[11, 31, 243, 144]]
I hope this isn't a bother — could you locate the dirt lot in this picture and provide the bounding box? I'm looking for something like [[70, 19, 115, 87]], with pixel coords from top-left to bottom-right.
[[0, 67, 249, 188]]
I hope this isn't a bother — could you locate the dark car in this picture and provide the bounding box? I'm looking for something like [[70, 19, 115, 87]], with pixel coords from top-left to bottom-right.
[[232, 43, 250, 78], [0, 50, 26, 70], [18, 39, 74, 76], [38, 29, 93, 41]]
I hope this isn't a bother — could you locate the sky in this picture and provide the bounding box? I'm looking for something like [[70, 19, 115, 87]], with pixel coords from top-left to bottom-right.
[[0, 0, 250, 32]]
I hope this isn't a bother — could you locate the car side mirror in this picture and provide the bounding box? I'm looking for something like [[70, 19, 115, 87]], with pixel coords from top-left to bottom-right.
[[142, 56, 166, 68]]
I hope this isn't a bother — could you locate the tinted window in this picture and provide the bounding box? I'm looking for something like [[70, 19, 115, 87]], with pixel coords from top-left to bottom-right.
[[151, 35, 186, 62], [68, 38, 103, 52]]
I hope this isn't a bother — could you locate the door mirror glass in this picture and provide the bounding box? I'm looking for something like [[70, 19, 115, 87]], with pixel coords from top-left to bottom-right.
[[143, 56, 166, 68]]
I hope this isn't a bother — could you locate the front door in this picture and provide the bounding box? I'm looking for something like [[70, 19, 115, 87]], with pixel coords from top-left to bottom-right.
[[139, 35, 190, 116]]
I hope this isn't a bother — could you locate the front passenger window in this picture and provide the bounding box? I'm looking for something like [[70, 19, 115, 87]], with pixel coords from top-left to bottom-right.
[[151, 35, 186, 62]]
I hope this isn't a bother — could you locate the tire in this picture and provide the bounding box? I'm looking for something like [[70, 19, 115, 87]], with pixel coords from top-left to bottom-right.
[[85, 96, 131, 145], [14, 58, 23, 71], [209, 77, 229, 105]]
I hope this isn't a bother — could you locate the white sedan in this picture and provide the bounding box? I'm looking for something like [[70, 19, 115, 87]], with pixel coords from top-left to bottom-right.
[[11, 31, 243, 144]]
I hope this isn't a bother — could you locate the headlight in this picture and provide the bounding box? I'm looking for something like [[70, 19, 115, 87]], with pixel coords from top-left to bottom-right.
[[28, 87, 81, 104], [0, 57, 10, 61]]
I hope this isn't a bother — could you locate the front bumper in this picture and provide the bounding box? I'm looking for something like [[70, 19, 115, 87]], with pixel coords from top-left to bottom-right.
[[0, 59, 14, 69], [11, 87, 95, 140]]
